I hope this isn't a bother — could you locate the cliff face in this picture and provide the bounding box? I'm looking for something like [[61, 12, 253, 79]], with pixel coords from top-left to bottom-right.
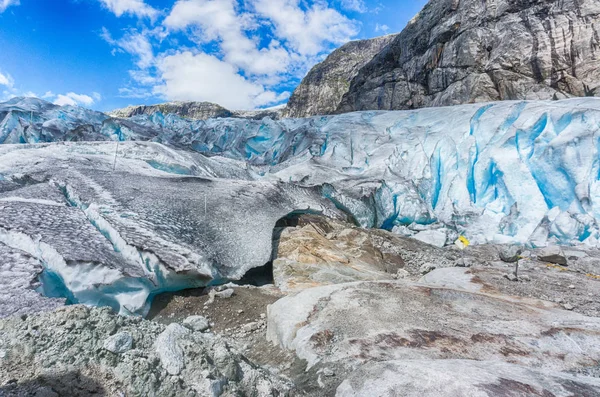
[[109, 101, 233, 120], [337, 0, 600, 112], [282, 35, 396, 118]]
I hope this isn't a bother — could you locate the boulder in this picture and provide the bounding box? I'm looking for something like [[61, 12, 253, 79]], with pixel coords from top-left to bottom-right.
[[412, 230, 447, 248], [182, 315, 211, 332], [103, 332, 133, 354], [538, 246, 568, 266]]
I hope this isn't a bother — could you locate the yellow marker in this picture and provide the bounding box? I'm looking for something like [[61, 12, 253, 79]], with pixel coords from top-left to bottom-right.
[[454, 235, 470, 250]]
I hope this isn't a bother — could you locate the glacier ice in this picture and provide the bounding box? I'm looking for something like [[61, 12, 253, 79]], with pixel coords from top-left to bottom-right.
[[3, 96, 600, 315]]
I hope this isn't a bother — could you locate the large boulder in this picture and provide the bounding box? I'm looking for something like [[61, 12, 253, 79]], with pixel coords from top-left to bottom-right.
[[338, 0, 600, 112]]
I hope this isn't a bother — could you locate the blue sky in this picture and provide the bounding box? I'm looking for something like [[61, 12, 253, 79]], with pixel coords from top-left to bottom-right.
[[0, 0, 427, 111]]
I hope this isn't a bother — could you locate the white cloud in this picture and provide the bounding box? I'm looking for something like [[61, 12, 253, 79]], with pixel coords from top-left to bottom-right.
[[375, 23, 389, 33], [0, 0, 19, 13], [253, 0, 358, 56], [164, 0, 291, 76], [101, 27, 155, 69], [339, 0, 366, 13], [98, 0, 158, 19], [153, 51, 286, 109], [53, 92, 97, 107], [0, 71, 13, 88]]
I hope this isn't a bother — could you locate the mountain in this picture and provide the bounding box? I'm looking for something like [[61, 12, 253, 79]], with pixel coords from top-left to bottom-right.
[[109, 101, 285, 121], [108, 101, 234, 120], [337, 0, 600, 112], [282, 35, 396, 118]]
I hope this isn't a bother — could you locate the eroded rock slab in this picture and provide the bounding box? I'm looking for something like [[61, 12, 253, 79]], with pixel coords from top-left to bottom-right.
[[336, 359, 600, 397], [267, 281, 600, 372]]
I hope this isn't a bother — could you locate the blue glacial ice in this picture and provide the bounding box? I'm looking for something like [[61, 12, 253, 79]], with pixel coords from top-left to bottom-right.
[[3, 96, 600, 315]]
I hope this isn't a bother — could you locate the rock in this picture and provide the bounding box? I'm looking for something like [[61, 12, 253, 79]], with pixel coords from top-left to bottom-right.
[[503, 273, 518, 282], [568, 285, 576, 289], [499, 246, 522, 263], [419, 268, 482, 293], [454, 258, 470, 268], [108, 101, 233, 120], [564, 250, 588, 260], [563, 304, 575, 311], [283, 35, 396, 118], [0, 306, 290, 396], [272, 215, 411, 292], [155, 323, 190, 375], [241, 322, 260, 333], [338, 0, 600, 113], [335, 359, 600, 397], [420, 263, 436, 275], [538, 246, 568, 266], [412, 230, 447, 248], [215, 289, 234, 299], [267, 281, 600, 371], [322, 368, 335, 377], [396, 269, 410, 279], [103, 332, 133, 354], [520, 275, 531, 282], [182, 315, 211, 332]]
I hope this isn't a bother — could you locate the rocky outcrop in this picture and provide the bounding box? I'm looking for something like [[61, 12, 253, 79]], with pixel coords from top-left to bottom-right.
[[283, 35, 396, 118], [109, 101, 284, 120], [272, 214, 461, 292], [109, 101, 234, 120], [0, 305, 289, 396], [337, 0, 600, 112]]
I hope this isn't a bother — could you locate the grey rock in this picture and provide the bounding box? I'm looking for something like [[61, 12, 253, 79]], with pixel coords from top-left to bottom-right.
[[420, 263, 437, 275], [103, 332, 133, 354], [109, 101, 284, 121], [499, 246, 523, 263], [155, 323, 190, 375], [215, 288, 235, 299], [538, 246, 568, 266], [283, 35, 396, 118], [413, 229, 447, 248], [108, 101, 233, 120], [0, 306, 289, 396], [338, 0, 600, 113], [336, 359, 600, 397], [182, 316, 211, 332], [503, 272, 518, 282]]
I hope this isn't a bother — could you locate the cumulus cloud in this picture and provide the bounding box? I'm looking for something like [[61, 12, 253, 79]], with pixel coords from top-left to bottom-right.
[[153, 51, 287, 109], [0, 0, 19, 13], [98, 0, 158, 19], [53, 92, 98, 107], [253, 0, 358, 56], [164, 0, 291, 76], [107, 0, 360, 109]]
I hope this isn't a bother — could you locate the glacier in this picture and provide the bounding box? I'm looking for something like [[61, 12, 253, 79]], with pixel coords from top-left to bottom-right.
[[2, 96, 600, 315]]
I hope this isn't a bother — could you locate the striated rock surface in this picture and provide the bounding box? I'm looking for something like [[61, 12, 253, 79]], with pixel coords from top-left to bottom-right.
[[283, 35, 396, 118], [109, 101, 234, 120], [272, 214, 458, 292], [336, 359, 600, 397], [338, 0, 600, 112]]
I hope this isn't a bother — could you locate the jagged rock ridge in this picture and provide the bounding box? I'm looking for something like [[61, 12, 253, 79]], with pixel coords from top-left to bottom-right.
[[335, 0, 600, 112], [283, 35, 396, 118], [109, 101, 284, 121]]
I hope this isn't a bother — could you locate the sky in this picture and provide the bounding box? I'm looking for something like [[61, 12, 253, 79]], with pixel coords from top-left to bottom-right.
[[0, 0, 427, 112]]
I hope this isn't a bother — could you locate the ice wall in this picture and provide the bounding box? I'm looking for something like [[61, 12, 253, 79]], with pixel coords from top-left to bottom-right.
[[3, 97, 600, 248]]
